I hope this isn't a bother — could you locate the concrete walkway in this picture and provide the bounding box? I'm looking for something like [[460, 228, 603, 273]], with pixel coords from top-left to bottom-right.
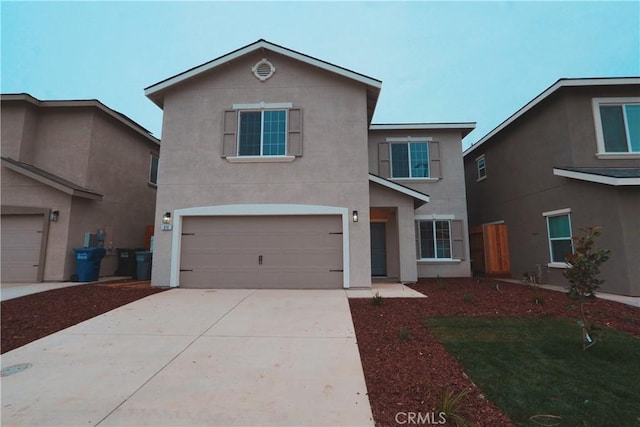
[[0, 289, 374, 426], [0, 277, 132, 301]]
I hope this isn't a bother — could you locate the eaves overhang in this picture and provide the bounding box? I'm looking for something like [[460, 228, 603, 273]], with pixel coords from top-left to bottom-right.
[[1, 157, 104, 200], [1, 93, 160, 145], [144, 39, 382, 122], [463, 77, 640, 158], [370, 122, 476, 138], [553, 167, 640, 186], [369, 174, 430, 208]]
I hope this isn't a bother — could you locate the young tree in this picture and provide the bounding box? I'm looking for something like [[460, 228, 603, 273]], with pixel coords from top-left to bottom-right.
[[564, 226, 611, 350]]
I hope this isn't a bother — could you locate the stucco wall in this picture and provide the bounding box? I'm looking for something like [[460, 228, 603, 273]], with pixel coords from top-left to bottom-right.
[[152, 50, 372, 287], [368, 128, 471, 277], [1, 100, 159, 281], [1, 167, 73, 281], [464, 85, 640, 296]]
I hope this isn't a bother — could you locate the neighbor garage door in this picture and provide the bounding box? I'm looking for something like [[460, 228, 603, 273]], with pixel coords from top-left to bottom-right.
[[180, 215, 343, 289], [1, 214, 44, 283]]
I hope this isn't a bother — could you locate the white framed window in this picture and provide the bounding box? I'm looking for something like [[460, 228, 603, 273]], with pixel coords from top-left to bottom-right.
[[476, 155, 486, 181], [543, 208, 574, 267], [390, 141, 430, 178], [593, 97, 640, 156], [417, 220, 452, 259], [149, 154, 159, 185], [238, 109, 287, 156]]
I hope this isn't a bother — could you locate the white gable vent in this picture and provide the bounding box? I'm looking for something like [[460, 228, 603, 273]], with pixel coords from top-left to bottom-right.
[[252, 58, 275, 81]]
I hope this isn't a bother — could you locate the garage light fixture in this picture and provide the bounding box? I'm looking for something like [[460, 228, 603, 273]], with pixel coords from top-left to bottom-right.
[[162, 212, 172, 224], [49, 210, 59, 222], [162, 212, 173, 231], [352, 210, 359, 223]]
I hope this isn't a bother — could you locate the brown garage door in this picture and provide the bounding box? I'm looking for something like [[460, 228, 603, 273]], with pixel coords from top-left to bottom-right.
[[1, 214, 44, 283], [180, 215, 343, 289]]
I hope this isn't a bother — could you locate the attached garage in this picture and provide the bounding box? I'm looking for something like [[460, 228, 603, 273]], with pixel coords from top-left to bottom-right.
[[1, 212, 47, 283], [179, 215, 344, 289]]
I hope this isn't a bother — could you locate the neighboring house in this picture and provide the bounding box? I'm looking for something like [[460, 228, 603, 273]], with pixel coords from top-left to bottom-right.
[[1, 94, 160, 283], [145, 39, 474, 289], [463, 78, 640, 296]]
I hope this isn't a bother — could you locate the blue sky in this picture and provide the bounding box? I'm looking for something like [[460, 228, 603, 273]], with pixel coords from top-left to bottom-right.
[[2, 1, 638, 149]]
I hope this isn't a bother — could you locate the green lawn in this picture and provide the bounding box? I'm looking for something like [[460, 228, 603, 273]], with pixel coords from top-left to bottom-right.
[[423, 317, 640, 426]]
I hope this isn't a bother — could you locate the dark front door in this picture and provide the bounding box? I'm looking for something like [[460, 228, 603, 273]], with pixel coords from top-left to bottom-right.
[[370, 222, 387, 276]]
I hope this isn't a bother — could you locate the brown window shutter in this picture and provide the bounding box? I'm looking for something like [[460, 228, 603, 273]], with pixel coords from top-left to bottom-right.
[[429, 141, 441, 179], [222, 110, 237, 157], [415, 221, 421, 259], [288, 108, 303, 156], [451, 219, 465, 260], [378, 142, 390, 178]]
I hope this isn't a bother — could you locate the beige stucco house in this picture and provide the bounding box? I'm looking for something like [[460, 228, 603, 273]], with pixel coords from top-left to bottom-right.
[[146, 40, 474, 289], [1, 94, 160, 282]]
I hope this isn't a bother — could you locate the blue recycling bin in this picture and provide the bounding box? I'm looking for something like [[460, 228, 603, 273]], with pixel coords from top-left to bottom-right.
[[135, 251, 152, 280], [73, 247, 107, 282]]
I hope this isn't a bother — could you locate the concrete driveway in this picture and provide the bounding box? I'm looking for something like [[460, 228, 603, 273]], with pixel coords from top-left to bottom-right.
[[1, 289, 374, 426]]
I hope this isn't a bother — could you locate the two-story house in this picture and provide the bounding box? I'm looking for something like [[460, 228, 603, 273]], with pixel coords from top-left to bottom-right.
[[1, 94, 160, 283], [145, 40, 474, 289], [463, 78, 640, 296]]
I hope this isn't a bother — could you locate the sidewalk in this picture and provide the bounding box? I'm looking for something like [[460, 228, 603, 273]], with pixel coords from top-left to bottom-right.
[[0, 276, 133, 301], [501, 279, 640, 308]]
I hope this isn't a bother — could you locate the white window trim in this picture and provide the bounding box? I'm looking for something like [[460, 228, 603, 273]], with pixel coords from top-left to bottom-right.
[[542, 208, 571, 217], [169, 204, 351, 289], [592, 97, 640, 156], [476, 155, 487, 181], [226, 155, 295, 163], [543, 208, 573, 267], [417, 219, 454, 261], [233, 102, 293, 110], [388, 138, 432, 179], [237, 108, 288, 157], [548, 262, 571, 269], [415, 214, 455, 220]]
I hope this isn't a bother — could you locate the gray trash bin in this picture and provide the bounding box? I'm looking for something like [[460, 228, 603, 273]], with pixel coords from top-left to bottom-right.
[[135, 251, 152, 280]]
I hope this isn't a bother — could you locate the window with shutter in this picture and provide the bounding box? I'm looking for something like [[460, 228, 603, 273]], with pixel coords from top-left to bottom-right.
[[385, 137, 440, 179], [416, 218, 465, 260], [222, 104, 302, 160]]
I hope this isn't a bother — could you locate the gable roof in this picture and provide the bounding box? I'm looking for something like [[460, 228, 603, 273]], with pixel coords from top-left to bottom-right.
[[1, 157, 103, 200], [1, 93, 160, 144], [144, 39, 382, 122], [463, 77, 640, 157]]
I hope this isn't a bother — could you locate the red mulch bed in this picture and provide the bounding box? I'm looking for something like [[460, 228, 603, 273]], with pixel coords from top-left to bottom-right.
[[1, 281, 166, 354], [349, 277, 640, 426], [3, 277, 638, 426]]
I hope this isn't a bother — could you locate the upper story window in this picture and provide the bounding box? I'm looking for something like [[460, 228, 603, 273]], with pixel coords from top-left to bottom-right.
[[149, 154, 159, 185], [377, 138, 441, 180], [390, 140, 431, 179], [238, 110, 286, 156], [476, 155, 486, 180], [222, 103, 302, 162], [593, 97, 640, 156], [543, 208, 574, 267]]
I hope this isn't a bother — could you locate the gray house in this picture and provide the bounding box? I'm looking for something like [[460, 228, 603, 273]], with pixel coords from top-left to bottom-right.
[[464, 78, 640, 296], [145, 40, 475, 289], [1, 94, 160, 282]]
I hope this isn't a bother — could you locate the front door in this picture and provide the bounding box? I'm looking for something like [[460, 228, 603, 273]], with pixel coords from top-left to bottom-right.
[[370, 222, 387, 276]]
